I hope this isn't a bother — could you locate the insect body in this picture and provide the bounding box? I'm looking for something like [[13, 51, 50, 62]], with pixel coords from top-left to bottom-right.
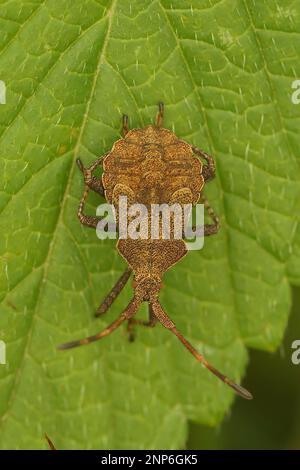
[[102, 122, 203, 207], [59, 104, 252, 400]]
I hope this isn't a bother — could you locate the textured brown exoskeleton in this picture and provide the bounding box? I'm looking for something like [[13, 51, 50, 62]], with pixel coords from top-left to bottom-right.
[[59, 103, 252, 400]]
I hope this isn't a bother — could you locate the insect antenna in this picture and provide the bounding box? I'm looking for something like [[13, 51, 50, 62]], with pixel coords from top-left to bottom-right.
[[58, 297, 140, 350], [151, 301, 253, 400]]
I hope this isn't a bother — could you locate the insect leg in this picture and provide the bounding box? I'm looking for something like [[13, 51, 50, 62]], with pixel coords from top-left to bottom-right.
[[95, 268, 132, 317], [151, 301, 253, 400], [77, 157, 105, 197], [156, 101, 164, 127], [192, 145, 216, 182], [191, 195, 220, 237], [127, 304, 158, 342], [148, 303, 158, 326], [122, 114, 129, 137], [58, 297, 140, 350], [77, 184, 103, 229], [202, 194, 220, 236]]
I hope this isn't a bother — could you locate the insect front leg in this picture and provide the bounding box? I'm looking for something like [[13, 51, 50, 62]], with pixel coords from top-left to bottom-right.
[[76, 156, 105, 197], [192, 145, 216, 182], [77, 154, 112, 229]]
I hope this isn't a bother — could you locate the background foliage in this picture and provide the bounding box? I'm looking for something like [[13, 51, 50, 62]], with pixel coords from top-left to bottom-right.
[[0, 0, 299, 449], [188, 286, 300, 449]]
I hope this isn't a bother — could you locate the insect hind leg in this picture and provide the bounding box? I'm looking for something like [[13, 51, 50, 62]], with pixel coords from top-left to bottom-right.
[[127, 304, 157, 342], [95, 268, 132, 317]]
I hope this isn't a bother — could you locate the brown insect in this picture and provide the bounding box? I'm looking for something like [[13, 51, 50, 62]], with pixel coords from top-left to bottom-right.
[[59, 103, 252, 400]]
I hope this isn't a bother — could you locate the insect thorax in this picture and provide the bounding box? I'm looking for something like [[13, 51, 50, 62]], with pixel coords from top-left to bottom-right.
[[102, 125, 204, 206]]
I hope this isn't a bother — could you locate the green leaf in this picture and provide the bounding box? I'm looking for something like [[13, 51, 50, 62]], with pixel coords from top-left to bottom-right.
[[0, 0, 300, 450]]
